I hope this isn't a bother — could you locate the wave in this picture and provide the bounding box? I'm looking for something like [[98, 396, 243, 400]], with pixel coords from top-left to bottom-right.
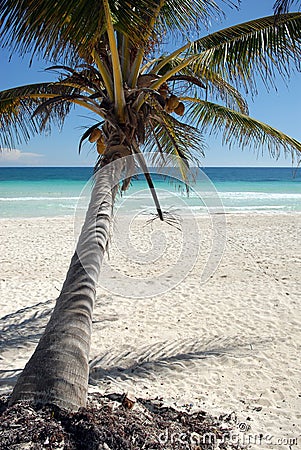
[[217, 191, 301, 199], [0, 196, 81, 202], [122, 204, 294, 213], [120, 189, 301, 200]]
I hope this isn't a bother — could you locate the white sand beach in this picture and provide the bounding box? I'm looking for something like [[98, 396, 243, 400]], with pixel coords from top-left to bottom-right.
[[0, 213, 300, 449]]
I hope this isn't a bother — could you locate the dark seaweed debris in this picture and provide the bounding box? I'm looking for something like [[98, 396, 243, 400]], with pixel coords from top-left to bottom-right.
[[0, 393, 244, 449]]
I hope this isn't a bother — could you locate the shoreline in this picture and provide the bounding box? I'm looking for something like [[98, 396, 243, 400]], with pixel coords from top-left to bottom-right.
[[0, 213, 300, 449], [1, 209, 301, 221]]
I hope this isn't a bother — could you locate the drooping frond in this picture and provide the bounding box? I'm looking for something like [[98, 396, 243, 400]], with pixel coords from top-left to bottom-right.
[[146, 211, 182, 230], [0, 79, 106, 148], [0, 83, 78, 147], [187, 98, 301, 161], [183, 13, 301, 94], [274, 0, 301, 14], [78, 122, 104, 154], [46, 65, 104, 94], [200, 72, 249, 113], [145, 105, 206, 182], [166, 67, 249, 114], [0, 96, 37, 148], [32, 92, 104, 130], [131, 143, 164, 221]]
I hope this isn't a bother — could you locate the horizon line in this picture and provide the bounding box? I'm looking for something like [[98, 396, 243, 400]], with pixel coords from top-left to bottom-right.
[[0, 165, 300, 169]]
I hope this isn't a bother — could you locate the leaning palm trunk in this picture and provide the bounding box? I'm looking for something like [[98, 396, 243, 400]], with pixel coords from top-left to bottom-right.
[[9, 158, 123, 411]]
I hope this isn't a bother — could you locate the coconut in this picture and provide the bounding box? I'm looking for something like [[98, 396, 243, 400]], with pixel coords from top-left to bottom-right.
[[97, 140, 106, 155], [165, 94, 180, 113], [89, 128, 102, 143], [167, 94, 180, 110], [174, 102, 185, 116]]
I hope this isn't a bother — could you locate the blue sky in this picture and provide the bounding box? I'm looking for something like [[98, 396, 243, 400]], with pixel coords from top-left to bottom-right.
[[0, 0, 300, 167]]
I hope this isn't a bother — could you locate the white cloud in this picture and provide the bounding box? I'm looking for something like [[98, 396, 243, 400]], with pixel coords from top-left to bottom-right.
[[0, 148, 43, 163]]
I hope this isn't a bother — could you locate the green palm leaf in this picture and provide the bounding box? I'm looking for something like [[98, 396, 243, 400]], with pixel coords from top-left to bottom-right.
[[274, 0, 301, 14], [0, 0, 155, 61], [147, 50, 249, 113], [144, 106, 206, 174], [183, 13, 301, 94], [46, 65, 104, 94], [0, 0, 238, 64], [187, 98, 301, 161], [167, 67, 249, 114], [199, 70, 249, 114], [0, 82, 93, 147], [156, 0, 238, 37]]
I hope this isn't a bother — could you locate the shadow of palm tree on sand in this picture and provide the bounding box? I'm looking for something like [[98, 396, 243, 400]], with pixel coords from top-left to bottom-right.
[[0, 300, 271, 393]]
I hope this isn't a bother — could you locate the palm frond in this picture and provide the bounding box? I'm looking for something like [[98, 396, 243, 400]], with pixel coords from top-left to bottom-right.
[[187, 98, 301, 161], [0, 0, 237, 65], [186, 13, 301, 94], [167, 68, 249, 114], [0, 82, 76, 147], [0, 0, 156, 62], [156, 0, 239, 38], [102, 0, 125, 120], [0, 80, 105, 147], [78, 122, 104, 154], [0, 99, 38, 148], [150, 44, 191, 76], [192, 68, 249, 114], [31, 92, 105, 131], [46, 65, 104, 94], [132, 143, 164, 221], [274, 0, 301, 14], [91, 50, 114, 100], [144, 104, 206, 182], [169, 74, 206, 90]]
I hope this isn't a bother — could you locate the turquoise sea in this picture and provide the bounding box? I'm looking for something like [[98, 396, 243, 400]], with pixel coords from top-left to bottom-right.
[[0, 166, 300, 218]]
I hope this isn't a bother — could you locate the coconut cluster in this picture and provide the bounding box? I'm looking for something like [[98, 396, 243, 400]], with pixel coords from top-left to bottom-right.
[[137, 76, 185, 116], [89, 77, 186, 155], [89, 128, 106, 154], [158, 83, 185, 116]]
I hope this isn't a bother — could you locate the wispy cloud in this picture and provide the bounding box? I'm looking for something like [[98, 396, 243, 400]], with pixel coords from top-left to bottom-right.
[[0, 148, 43, 164]]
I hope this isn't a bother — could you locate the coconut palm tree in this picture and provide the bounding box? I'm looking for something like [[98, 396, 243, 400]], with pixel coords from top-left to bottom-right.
[[1, 0, 301, 411]]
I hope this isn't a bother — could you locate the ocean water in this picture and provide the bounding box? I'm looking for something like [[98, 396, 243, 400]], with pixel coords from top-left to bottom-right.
[[0, 166, 300, 218]]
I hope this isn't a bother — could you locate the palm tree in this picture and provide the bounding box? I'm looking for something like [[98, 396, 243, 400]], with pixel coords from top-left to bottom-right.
[[1, 0, 301, 411]]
